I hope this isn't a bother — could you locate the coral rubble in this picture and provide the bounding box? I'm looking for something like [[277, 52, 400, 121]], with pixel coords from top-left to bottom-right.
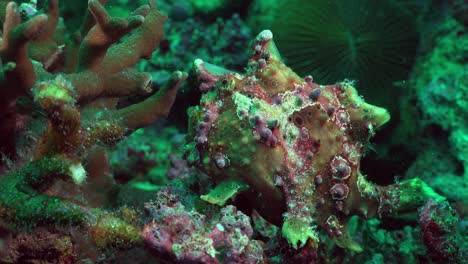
[[142, 187, 265, 263]]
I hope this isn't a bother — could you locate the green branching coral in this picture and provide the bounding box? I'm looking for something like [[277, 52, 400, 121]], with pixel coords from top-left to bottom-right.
[[270, 0, 418, 111]]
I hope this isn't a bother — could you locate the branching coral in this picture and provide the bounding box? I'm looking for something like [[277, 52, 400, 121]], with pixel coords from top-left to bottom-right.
[[0, 0, 187, 165], [186, 30, 445, 253], [0, 0, 186, 252]]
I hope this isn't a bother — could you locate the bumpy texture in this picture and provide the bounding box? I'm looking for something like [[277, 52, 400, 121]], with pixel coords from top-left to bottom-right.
[[186, 30, 445, 252], [109, 126, 189, 184], [142, 188, 265, 264], [140, 12, 251, 87], [418, 199, 462, 263], [404, 15, 468, 203]]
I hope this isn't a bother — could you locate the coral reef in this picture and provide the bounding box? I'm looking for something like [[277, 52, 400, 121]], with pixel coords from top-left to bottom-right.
[[142, 187, 265, 263], [140, 12, 252, 85], [182, 0, 248, 17], [110, 126, 188, 184], [0, 0, 187, 165], [403, 12, 468, 203], [345, 217, 426, 263], [0, 0, 186, 260], [137, 7, 252, 126], [186, 29, 444, 252], [419, 199, 463, 263], [0, 228, 77, 263], [0, 0, 465, 263]]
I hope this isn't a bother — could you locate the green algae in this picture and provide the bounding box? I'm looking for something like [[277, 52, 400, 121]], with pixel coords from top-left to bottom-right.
[[0, 157, 85, 230]]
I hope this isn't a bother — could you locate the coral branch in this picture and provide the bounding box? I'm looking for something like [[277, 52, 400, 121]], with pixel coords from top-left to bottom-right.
[[77, 0, 144, 73], [115, 71, 188, 129], [1, 2, 46, 93], [28, 0, 59, 62], [0, 2, 46, 159], [100, 0, 166, 73], [0, 0, 185, 165]]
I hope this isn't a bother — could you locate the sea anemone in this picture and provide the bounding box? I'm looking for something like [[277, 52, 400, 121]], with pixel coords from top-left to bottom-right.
[[271, 0, 418, 112]]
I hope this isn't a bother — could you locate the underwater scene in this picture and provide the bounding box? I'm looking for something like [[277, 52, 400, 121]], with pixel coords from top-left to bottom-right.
[[0, 0, 466, 263]]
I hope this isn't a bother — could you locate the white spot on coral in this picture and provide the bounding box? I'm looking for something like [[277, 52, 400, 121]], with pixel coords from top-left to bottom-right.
[[69, 163, 86, 185]]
